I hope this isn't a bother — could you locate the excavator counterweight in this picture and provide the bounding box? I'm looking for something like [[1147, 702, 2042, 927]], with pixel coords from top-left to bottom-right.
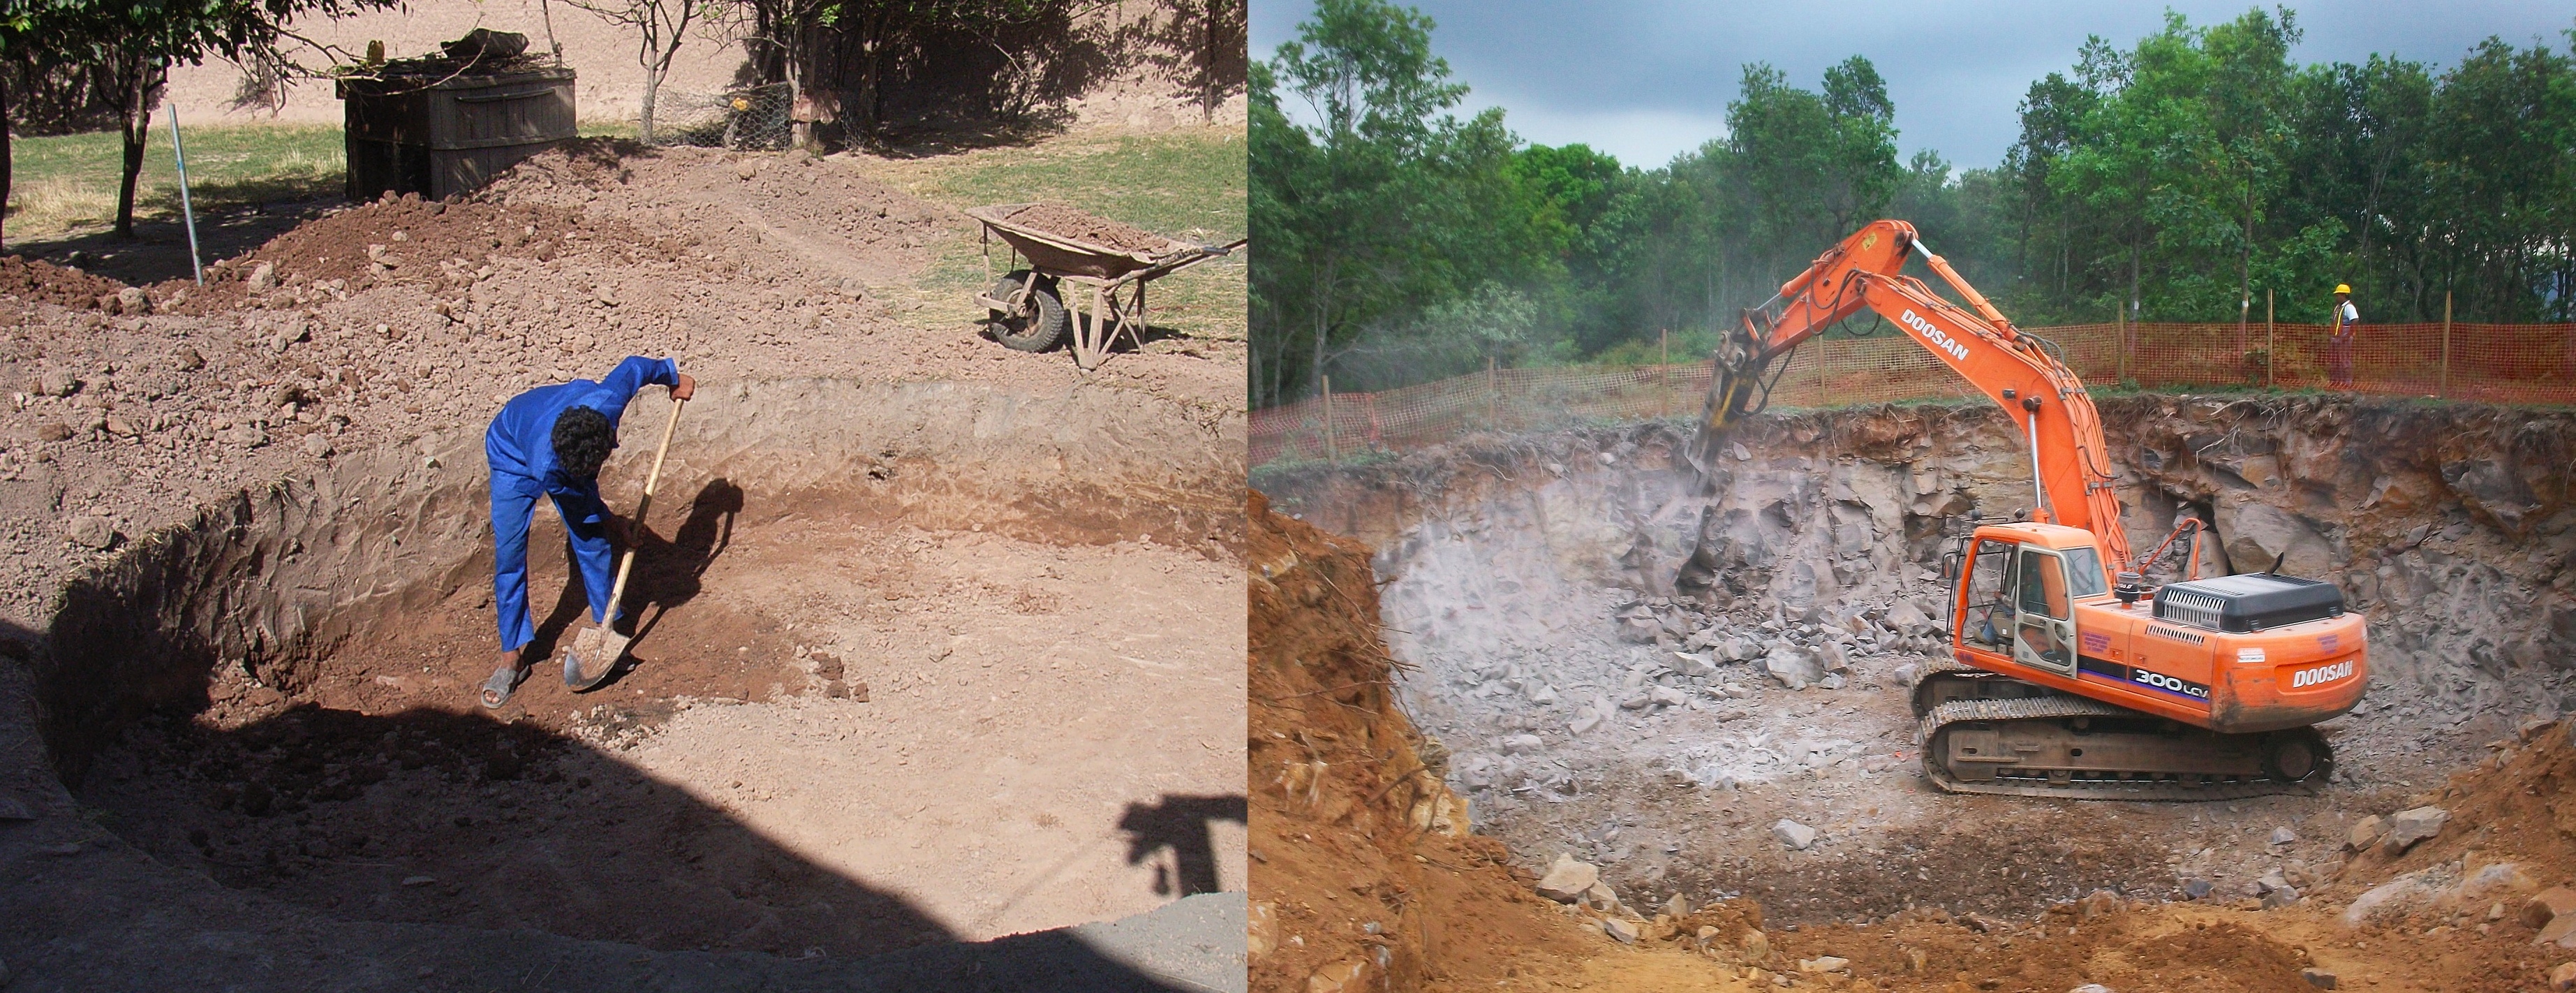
[[1682, 221, 2366, 800]]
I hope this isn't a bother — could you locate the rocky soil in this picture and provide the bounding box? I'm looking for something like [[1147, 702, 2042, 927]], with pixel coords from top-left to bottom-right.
[[1259, 396, 2576, 923]]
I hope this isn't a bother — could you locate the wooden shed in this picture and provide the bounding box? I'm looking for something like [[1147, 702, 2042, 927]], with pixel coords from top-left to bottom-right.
[[339, 66, 576, 201]]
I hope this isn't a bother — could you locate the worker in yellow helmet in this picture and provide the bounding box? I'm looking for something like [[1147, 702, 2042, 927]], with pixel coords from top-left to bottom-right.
[[2328, 284, 2358, 390]]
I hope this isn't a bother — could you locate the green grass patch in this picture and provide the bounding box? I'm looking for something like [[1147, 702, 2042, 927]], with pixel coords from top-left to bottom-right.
[[9, 124, 346, 241], [866, 127, 1246, 344]]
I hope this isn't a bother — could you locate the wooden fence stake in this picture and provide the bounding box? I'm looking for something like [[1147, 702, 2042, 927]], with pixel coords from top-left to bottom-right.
[[2265, 288, 2274, 388], [2439, 291, 2453, 399], [2116, 304, 2129, 384], [1659, 329, 1670, 418], [1486, 355, 1498, 427], [1322, 374, 1338, 464]]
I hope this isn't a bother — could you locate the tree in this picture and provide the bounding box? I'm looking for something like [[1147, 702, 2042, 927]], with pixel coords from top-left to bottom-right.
[[1, 0, 396, 243], [568, 0, 727, 143]]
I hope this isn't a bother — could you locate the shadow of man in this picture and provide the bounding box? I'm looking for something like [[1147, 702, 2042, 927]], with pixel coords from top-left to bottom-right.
[[1116, 794, 1248, 897], [527, 478, 743, 685]]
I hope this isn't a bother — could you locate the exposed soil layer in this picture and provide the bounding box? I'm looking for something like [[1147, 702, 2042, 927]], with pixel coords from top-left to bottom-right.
[[1250, 489, 1582, 992], [1007, 202, 1175, 253]]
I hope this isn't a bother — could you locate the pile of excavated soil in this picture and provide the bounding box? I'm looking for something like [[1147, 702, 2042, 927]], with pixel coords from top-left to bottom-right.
[[0, 255, 124, 309], [1007, 203, 1173, 253]]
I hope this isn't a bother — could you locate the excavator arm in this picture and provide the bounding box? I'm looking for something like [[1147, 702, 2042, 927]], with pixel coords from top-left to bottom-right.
[[1690, 219, 2132, 569]]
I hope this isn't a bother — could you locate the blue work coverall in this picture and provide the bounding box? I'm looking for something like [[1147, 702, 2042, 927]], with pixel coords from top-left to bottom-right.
[[484, 356, 681, 652]]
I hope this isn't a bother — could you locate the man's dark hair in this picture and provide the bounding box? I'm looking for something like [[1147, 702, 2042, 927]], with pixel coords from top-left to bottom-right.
[[552, 406, 615, 478]]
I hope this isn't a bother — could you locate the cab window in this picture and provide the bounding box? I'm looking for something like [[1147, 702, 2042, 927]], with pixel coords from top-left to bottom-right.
[[1964, 539, 2017, 647], [2059, 545, 2108, 599], [2017, 548, 2069, 619]]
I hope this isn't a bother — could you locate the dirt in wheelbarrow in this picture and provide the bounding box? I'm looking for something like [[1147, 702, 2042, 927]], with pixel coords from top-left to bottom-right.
[[1006, 203, 1173, 254]]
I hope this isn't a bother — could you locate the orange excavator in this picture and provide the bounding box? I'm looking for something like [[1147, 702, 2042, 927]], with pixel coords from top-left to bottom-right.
[[1687, 220, 2366, 799]]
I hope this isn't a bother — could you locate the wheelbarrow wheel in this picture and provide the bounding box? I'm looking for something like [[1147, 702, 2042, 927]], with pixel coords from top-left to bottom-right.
[[986, 271, 1067, 353]]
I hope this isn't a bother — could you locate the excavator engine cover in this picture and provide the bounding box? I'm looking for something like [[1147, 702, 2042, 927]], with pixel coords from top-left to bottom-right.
[[2152, 573, 2346, 633]]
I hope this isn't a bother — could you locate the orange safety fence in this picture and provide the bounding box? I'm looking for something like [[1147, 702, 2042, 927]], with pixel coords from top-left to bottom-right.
[[1250, 321, 2576, 467]]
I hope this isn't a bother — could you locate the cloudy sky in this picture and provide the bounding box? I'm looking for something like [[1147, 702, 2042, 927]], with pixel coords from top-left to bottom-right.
[[1250, 1, 2576, 171]]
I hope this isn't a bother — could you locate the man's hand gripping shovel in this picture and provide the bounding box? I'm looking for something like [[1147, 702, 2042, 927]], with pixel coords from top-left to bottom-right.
[[563, 392, 683, 691]]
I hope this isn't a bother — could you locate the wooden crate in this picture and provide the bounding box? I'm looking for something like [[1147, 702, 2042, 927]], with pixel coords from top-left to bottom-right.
[[339, 67, 576, 201]]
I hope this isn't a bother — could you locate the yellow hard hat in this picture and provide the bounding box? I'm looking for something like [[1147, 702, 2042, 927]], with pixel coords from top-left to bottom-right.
[[2333, 284, 2351, 295]]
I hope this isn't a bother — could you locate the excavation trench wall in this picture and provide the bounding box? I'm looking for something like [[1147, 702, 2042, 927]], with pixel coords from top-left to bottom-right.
[[1260, 395, 2576, 702], [33, 378, 1241, 783], [1255, 395, 2576, 918]]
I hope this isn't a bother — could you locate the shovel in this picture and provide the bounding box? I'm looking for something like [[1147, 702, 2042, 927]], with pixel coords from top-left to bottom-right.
[[563, 393, 684, 690]]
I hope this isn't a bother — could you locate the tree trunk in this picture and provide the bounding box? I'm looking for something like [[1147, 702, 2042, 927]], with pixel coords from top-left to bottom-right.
[[1201, 0, 1220, 122], [639, 62, 662, 143], [114, 57, 158, 240], [1, 74, 12, 252], [2237, 180, 2253, 353], [2129, 244, 2141, 323]]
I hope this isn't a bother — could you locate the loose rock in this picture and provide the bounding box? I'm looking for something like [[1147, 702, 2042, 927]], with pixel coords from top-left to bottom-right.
[[1773, 818, 1819, 851], [66, 515, 117, 550], [2522, 887, 2576, 929], [2380, 806, 2448, 855], [1534, 853, 1600, 903]]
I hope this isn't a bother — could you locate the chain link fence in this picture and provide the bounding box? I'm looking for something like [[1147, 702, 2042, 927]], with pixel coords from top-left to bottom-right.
[[648, 82, 795, 149], [1251, 321, 2576, 468]]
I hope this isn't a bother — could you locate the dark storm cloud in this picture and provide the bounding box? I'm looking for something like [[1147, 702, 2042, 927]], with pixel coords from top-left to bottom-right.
[[1251, 1, 2576, 170]]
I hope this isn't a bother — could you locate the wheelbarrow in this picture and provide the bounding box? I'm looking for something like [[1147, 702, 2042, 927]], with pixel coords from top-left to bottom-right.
[[966, 203, 1246, 370]]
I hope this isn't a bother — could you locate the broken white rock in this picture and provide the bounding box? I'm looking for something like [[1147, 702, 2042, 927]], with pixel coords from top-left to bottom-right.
[[1648, 685, 1689, 707], [1773, 819, 1819, 851], [1502, 733, 1544, 755], [1764, 647, 1823, 690], [1534, 854, 1600, 903], [2381, 806, 2449, 855], [2270, 826, 2297, 845]]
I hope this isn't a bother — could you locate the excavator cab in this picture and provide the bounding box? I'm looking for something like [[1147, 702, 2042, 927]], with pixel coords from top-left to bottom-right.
[[1948, 524, 2102, 681]]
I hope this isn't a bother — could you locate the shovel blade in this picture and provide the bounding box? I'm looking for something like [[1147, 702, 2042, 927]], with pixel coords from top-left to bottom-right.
[[562, 626, 628, 690]]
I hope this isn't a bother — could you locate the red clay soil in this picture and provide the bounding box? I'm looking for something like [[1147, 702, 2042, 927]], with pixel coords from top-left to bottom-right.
[[1250, 489, 1587, 991], [1005, 203, 1171, 253], [0, 255, 126, 309]]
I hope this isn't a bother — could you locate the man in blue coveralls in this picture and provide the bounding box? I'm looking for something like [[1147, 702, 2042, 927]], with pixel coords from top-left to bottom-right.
[[480, 356, 695, 708]]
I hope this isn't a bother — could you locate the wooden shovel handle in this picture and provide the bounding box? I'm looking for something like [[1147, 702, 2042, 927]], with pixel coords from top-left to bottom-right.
[[602, 394, 684, 620]]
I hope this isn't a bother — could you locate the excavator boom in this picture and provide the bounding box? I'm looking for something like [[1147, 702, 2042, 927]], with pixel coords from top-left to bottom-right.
[[1694, 219, 2130, 568]]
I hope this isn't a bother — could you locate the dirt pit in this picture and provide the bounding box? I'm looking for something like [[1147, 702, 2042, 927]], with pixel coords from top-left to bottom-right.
[[1257, 395, 2576, 927], [44, 376, 1245, 960]]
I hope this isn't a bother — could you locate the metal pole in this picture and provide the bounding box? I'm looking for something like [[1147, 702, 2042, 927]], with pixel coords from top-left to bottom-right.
[[2439, 291, 2453, 399], [168, 103, 204, 285], [2265, 288, 2274, 388], [1322, 374, 1338, 464]]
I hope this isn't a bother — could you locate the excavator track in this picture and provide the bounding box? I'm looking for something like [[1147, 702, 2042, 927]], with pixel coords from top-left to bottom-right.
[[1916, 689, 2332, 802]]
